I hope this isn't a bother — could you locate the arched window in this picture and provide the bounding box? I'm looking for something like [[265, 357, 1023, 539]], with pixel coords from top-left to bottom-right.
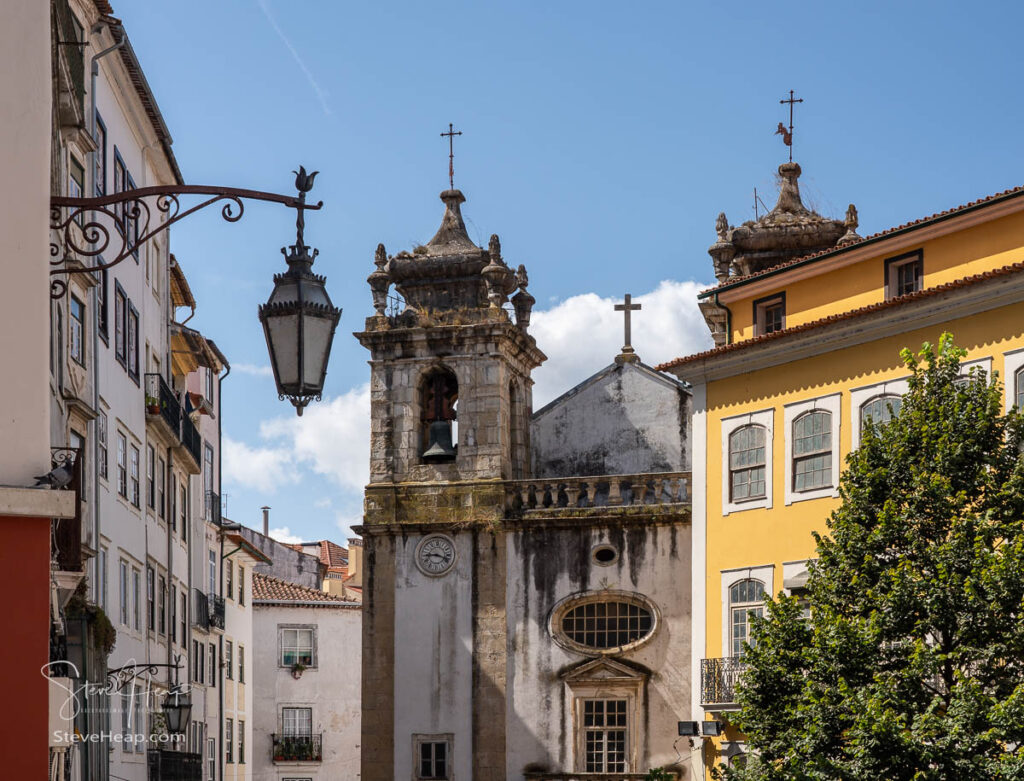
[[1016, 367, 1024, 410], [860, 394, 902, 430], [420, 367, 458, 462], [729, 580, 765, 658], [729, 425, 766, 502], [792, 410, 831, 491]]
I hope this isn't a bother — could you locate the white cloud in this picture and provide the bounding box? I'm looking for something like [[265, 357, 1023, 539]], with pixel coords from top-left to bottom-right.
[[222, 435, 300, 491], [313, 497, 332, 509], [268, 526, 304, 544], [529, 279, 714, 407], [259, 383, 371, 493], [255, 0, 332, 116], [233, 363, 274, 378]]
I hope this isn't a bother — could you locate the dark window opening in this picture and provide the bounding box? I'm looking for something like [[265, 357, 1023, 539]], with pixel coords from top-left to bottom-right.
[[421, 368, 458, 462], [561, 600, 653, 649]]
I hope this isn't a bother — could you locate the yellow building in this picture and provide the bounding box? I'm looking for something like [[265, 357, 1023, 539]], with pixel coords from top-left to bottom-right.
[[659, 161, 1024, 774]]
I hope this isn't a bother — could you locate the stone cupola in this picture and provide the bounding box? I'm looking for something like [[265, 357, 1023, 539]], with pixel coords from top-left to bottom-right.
[[370, 188, 535, 325], [709, 162, 860, 283]]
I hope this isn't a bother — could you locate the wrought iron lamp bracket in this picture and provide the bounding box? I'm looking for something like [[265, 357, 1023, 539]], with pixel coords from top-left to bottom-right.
[[49, 184, 323, 300], [105, 658, 184, 692]]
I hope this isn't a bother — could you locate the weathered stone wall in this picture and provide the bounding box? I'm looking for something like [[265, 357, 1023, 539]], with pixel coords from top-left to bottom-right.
[[360, 534, 396, 781], [532, 361, 691, 478], [505, 518, 693, 779]]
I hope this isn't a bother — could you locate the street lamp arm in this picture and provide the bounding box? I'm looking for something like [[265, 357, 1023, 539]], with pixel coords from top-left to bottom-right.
[[105, 659, 184, 692], [49, 184, 324, 300]]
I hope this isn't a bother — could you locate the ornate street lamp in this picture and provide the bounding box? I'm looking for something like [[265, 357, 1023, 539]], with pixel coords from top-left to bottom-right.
[[161, 683, 192, 736], [50, 166, 339, 416], [259, 167, 342, 415]]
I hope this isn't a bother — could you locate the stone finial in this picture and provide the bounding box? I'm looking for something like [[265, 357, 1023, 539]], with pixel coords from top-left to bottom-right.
[[367, 243, 391, 315], [489, 233, 502, 261], [715, 212, 729, 241], [481, 249, 512, 309], [837, 203, 862, 247], [511, 265, 535, 331], [773, 162, 807, 215]]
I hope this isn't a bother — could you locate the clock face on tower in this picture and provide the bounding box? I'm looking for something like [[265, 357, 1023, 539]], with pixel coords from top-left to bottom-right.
[[415, 534, 457, 576]]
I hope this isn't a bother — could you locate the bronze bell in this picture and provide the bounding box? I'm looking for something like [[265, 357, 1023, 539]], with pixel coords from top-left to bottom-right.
[[422, 420, 457, 461]]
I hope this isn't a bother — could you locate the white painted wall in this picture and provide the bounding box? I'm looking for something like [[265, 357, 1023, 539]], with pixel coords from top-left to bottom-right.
[[253, 602, 361, 780], [392, 532, 474, 780], [0, 0, 52, 483]]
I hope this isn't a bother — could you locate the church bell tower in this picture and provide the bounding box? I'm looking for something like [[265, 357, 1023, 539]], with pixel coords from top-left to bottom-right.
[[355, 187, 545, 781]]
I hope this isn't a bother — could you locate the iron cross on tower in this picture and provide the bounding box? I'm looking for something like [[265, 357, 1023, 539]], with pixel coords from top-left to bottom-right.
[[779, 89, 803, 163], [441, 123, 462, 190], [614, 293, 642, 361]]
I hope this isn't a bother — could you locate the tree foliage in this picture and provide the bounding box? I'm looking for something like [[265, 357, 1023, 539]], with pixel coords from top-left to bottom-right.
[[722, 334, 1024, 780]]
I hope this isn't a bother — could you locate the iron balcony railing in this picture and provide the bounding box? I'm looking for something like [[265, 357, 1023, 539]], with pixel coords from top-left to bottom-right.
[[180, 412, 202, 466], [206, 491, 221, 525], [147, 749, 203, 781], [271, 733, 323, 763], [50, 446, 83, 572], [701, 656, 746, 708], [193, 590, 209, 629], [208, 593, 225, 629], [145, 373, 181, 435]]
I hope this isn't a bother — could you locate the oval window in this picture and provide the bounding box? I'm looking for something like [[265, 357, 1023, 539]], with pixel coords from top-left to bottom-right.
[[551, 591, 658, 654]]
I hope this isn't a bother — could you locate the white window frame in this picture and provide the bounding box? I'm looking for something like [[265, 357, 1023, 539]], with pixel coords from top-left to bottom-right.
[[783, 394, 841, 505], [850, 377, 909, 450], [567, 677, 642, 774], [721, 409, 774, 515], [281, 706, 313, 737], [1008, 348, 1024, 411], [279, 625, 316, 667], [720, 564, 774, 658]]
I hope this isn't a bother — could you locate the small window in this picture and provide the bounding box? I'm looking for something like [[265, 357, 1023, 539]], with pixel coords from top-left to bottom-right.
[[860, 394, 902, 430], [68, 157, 85, 226], [146, 445, 155, 510], [730, 579, 765, 657], [70, 296, 85, 365], [127, 304, 139, 381], [157, 457, 166, 519], [114, 284, 127, 365], [414, 736, 451, 780], [116, 432, 127, 498], [753, 293, 785, 336], [129, 445, 141, 507], [225, 641, 233, 680], [1015, 367, 1024, 410], [93, 114, 106, 197], [281, 627, 315, 667], [98, 411, 108, 480], [226, 561, 233, 601], [146, 567, 155, 631], [225, 718, 233, 763], [239, 645, 245, 683], [238, 720, 245, 764], [583, 700, 628, 772], [792, 410, 832, 492], [282, 707, 312, 736], [158, 575, 166, 635], [885, 251, 923, 299], [238, 565, 245, 605], [729, 425, 766, 501], [592, 545, 618, 566]]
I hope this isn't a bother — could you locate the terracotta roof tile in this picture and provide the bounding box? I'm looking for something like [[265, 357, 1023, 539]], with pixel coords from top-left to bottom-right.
[[252, 572, 354, 604], [657, 261, 1024, 371], [700, 185, 1024, 296]]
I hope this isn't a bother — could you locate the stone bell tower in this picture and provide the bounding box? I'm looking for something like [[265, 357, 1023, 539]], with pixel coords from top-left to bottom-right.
[[354, 188, 545, 781]]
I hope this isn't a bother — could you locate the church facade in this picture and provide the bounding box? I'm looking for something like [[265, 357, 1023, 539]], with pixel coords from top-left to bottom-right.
[[355, 189, 694, 780]]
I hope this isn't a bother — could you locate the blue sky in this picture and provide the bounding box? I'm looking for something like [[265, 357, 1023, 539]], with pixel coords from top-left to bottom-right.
[[114, 0, 1024, 542]]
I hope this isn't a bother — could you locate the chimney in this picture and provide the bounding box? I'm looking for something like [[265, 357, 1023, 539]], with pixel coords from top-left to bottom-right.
[[261, 506, 270, 537]]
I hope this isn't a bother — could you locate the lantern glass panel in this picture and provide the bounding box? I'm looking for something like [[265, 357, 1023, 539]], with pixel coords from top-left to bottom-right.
[[266, 315, 300, 388], [302, 315, 334, 387]]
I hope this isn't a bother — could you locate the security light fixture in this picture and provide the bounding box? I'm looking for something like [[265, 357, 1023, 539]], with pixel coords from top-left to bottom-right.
[[702, 720, 723, 736], [678, 720, 699, 737]]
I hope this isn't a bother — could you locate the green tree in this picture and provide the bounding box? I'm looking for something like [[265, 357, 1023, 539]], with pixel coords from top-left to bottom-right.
[[722, 334, 1024, 781]]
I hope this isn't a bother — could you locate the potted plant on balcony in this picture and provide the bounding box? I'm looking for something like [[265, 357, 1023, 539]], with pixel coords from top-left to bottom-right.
[[290, 662, 307, 679], [145, 394, 161, 415]]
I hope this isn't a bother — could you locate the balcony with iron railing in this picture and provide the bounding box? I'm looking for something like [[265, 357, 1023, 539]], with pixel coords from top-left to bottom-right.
[[180, 412, 202, 468], [145, 373, 202, 471], [272, 733, 323, 763], [208, 593, 225, 629], [147, 749, 203, 781], [701, 656, 746, 709]]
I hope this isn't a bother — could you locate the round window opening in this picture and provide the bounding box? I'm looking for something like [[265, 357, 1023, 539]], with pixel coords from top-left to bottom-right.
[[592, 545, 618, 566], [552, 592, 658, 654]]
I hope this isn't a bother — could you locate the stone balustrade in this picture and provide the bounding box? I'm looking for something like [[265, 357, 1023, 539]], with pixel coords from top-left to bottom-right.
[[506, 471, 690, 512]]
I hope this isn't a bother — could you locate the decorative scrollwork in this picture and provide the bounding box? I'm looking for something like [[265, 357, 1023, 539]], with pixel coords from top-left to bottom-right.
[[48, 183, 322, 300]]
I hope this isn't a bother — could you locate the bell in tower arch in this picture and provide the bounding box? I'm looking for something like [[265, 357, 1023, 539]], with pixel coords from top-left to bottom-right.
[[421, 367, 459, 462]]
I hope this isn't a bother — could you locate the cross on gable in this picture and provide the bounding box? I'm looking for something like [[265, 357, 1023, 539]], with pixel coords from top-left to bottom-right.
[[614, 293, 642, 362]]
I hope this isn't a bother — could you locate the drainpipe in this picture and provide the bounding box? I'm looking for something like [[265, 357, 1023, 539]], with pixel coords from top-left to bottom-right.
[[217, 360, 229, 781]]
